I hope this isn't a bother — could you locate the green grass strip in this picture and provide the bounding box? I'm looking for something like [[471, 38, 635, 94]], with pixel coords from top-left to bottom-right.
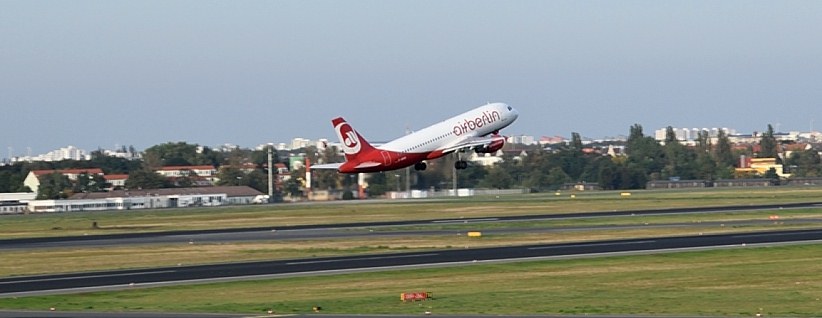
[[2, 243, 821, 316]]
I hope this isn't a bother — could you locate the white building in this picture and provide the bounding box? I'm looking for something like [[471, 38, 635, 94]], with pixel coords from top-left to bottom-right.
[[507, 135, 537, 145], [12, 146, 90, 163], [654, 127, 737, 142], [155, 165, 216, 178], [291, 138, 312, 150], [468, 151, 504, 166], [28, 186, 264, 213]]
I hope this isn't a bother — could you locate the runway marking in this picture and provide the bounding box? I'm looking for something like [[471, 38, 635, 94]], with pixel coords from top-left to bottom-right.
[[733, 231, 822, 239], [0, 270, 177, 285], [432, 218, 499, 223], [527, 240, 657, 250], [286, 253, 439, 265]]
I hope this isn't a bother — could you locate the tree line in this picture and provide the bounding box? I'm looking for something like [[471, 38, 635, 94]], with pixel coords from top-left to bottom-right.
[[2, 124, 820, 200]]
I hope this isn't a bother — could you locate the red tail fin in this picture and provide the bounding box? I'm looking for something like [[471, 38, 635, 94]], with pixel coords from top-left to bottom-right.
[[332, 117, 376, 161]]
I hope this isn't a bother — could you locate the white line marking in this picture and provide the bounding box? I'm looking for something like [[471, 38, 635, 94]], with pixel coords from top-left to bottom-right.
[[432, 218, 499, 223], [527, 240, 657, 250], [287, 253, 439, 265]]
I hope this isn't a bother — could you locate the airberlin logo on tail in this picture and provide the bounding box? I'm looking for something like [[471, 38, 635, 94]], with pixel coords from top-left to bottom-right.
[[453, 111, 501, 136], [335, 122, 361, 155]]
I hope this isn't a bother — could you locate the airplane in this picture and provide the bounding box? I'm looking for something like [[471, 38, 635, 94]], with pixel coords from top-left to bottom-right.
[[311, 102, 519, 173]]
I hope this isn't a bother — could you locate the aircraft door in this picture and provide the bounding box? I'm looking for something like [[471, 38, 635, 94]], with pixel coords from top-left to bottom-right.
[[380, 151, 393, 166]]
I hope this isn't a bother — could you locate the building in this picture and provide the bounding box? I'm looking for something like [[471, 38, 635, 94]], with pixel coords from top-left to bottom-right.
[[646, 180, 712, 189], [11, 146, 90, 163], [0, 193, 36, 214], [28, 186, 265, 213], [155, 165, 217, 184], [104, 174, 129, 188], [714, 179, 778, 187], [654, 127, 736, 143], [468, 151, 504, 166], [735, 158, 790, 178]]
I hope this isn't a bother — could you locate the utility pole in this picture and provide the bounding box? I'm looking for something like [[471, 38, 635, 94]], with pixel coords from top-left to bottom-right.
[[452, 154, 458, 196], [404, 125, 411, 195], [405, 166, 410, 195], [267, 146, 274, 202]]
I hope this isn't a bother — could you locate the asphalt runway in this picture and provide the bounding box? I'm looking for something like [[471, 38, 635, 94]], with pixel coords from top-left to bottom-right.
[[2, 203, 821, 318], [2, 228, 822, 297], [2, 202, 820, 250]]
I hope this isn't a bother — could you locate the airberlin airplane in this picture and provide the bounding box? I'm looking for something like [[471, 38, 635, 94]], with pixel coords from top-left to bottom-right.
[[311, 102, 519, 173]]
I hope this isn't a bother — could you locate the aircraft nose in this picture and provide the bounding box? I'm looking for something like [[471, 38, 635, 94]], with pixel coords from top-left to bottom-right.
[[507, 105, 519, 119]]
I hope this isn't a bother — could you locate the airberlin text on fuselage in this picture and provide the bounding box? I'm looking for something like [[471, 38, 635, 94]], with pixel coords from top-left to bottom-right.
[[453, 111, 501, 136]]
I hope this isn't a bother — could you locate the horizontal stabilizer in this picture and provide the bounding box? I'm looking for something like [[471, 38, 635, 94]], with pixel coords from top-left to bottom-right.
[[310, 163, 343, 170], [354, 162, 382, 169]]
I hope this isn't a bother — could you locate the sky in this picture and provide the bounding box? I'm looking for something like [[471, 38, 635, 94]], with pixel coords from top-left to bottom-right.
[[2, 1, 822, 156]]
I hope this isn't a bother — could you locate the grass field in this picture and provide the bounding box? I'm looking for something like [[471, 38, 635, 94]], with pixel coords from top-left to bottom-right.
[[1, 187, 821, 316], [3, 187, 822, 239], [2, 207, 821, 277], [1, 243, 820, 316]]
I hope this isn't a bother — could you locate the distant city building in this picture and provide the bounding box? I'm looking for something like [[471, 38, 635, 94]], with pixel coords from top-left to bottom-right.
[[290, 138, 312, 150], [12, 146, 90, 163], [103, 146, 141, 160], [507, 135, 537, 145], [654, 127, 737, 142]]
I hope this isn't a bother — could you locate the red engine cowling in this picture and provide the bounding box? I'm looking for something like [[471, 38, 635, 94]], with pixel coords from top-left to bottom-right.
[[475, 135, 505, 153]]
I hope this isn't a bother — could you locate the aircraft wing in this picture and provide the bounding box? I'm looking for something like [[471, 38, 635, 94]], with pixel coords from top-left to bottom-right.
[[310, 162, 382, 171], [440, 135, 501, 154]]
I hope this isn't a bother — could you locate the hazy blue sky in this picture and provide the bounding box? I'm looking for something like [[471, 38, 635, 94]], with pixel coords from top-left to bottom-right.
[[2, 1, 821, 155]]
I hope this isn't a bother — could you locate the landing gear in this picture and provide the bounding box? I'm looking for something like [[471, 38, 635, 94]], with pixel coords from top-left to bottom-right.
[[454, 160, 468, 170], [414, 162, 427, 171]]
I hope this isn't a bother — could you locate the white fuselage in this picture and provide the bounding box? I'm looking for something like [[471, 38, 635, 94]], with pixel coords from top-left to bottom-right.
[[378, 103, 518, 154]]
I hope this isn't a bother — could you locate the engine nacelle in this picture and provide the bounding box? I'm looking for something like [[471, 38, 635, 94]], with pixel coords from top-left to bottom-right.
[[475, 135, 505, 153]]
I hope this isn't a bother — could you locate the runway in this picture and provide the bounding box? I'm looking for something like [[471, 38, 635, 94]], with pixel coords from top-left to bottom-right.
[[2, 228, 821, 297], [2, 202, 820, 250]]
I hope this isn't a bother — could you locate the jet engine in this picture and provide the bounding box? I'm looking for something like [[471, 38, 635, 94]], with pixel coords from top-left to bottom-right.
[[474, 135, 505, 153]]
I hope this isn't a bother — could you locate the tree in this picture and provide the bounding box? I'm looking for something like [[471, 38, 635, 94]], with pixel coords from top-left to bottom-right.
[[73, 173, 107, 193], [714, 129, 735, 169], [786, 149, 822, 177], [125, 170, 170, 189], [598, 158, 621, 190], [661, 127, 696, 180], [664, 126, 678, 144], [365, 172, 388, 197], [143, 142, 221, 167], [758, 124, 779, 160], [36, 173, 72, 200], [545, 167, 571, 189], [251, 147, 281, 168], [764, 167, 780, 183], [625, 124, 664, 179], [216, 166, 246, 186], [479, 166, 514, 189], [571, 132, 583, 150]]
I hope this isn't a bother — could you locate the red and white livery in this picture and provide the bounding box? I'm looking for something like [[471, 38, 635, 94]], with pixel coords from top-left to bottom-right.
[[312, 102, 519, 173]]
